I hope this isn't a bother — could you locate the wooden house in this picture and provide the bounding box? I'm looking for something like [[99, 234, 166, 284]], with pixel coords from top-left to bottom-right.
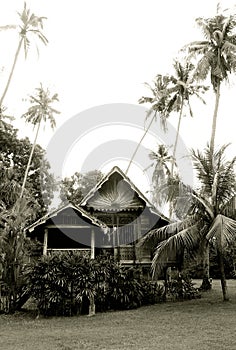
[[27, 204, 107, 259], [27, 166, 169, 268]]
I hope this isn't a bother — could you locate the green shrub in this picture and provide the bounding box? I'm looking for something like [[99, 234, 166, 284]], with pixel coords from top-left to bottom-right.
[[141, 280, 164, 305], [165, 273, 201, 301], [27, 253, 165, 316]]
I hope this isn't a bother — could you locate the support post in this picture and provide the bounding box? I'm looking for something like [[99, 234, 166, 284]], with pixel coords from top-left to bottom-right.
[[133, 223, 136, 265], [43, 228, 48, 256], [89, 228, 95, 316], [91, 229, 95, 260], [137, 217, 142, 262], [116, 217, 120, 263]]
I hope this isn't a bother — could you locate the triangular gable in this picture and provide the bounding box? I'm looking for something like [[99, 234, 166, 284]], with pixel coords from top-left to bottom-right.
[[26, 203, 107, 233], [80, 166, 169, 220]]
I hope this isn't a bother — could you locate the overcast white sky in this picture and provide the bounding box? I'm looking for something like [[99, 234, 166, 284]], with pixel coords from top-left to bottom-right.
[[0, 0, 236, 197]]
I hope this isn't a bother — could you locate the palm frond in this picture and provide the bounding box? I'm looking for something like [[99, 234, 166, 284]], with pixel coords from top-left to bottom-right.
[[206, 214, 236, 247], [22, 84, 60, 129], [137, 218, 195, 248], [151, 224, 200, 277], [0, 25, 17, 31]]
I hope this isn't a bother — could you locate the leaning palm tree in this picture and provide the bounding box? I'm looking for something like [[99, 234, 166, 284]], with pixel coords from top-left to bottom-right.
[[139, 144, 236, 301], [19, 84, 59, 199], [163, 60, 208, 175], [0, 2, 48, 107], [126, 59, 208, 177], [125, 74, 169, 175], [184, 8, 236, 152]]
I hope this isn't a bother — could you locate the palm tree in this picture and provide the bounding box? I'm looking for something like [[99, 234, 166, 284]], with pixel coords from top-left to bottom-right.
[[125, 74, 169, 175], [182, 10, 236, 288], [184, 9, 236, 152], [145, 144, 173, 210], [164, 60, 208, 175], [0, 2, 48, 107], [126, 59, 208, 177], [20, 84, 59, 199], [139, 144, 236, 301]]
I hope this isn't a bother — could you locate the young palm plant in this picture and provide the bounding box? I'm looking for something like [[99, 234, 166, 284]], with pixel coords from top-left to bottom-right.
[[0, 2, 48, 107], [184, 9, 236, 152], [20, 84, 60, 199], [139, 144, 236, 301], [0, 196, 37, 312]]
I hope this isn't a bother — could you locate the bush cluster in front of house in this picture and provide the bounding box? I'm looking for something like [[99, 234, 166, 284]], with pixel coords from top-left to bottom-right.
[[164, 271, 201, 301], [26, 252, 165, 316]]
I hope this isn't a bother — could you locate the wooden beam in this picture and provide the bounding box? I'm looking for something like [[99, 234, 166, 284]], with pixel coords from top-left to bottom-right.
[[45, 225, 91, 229]]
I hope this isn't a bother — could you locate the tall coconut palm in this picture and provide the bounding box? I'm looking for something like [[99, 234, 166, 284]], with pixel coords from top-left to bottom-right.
[[145, 144, 173, 209], [183, 10, 236, 289], [126, 59, 208, 177], [139, 144, 236, 301], [0, 2, 48, 107], [20, 84, 59, 200], [125, 74, 169, 175], [184, 10, 236, 153], [164, 60, 208, 175]]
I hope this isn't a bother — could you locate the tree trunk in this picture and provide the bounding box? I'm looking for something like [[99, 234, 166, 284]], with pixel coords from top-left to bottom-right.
[[217, 248, 229, 301], [210, 83, 220, 153], [170, 100, 184, 176], [200, 82, 221, 290], [19, 120, 41, 199], [200, 240, 212, 291], [89, 239, 96, 316], [163, 267, 168, 302], [125, 113, 156, 175], [0, 38, 23, 107]]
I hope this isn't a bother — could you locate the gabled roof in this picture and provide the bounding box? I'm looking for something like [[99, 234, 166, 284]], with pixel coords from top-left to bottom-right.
[[26, 203, 108, 233], [80, 166, 169, 221]]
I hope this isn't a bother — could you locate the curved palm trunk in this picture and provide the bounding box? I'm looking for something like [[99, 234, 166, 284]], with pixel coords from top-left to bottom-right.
[[19, 120, 41, 199], [201, 82, 221, 290], [200, 239, 211, 290], [170, 100, 184, 176], [0, 37, 23, 107], [125, 113, 156, 175], [168, 100, 184, 221], [217, 224, 229, 301], [218, 248, 229, 301], [210, 83, 220, 153]]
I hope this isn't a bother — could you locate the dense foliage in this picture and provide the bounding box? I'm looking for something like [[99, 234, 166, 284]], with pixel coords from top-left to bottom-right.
[[27, 253, 165, 316], [0, 121, 56, 216], [60, 170, 104, 205]]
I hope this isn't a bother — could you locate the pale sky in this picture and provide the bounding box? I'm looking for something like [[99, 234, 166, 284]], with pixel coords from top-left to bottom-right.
[[0, 0, 236, 199]]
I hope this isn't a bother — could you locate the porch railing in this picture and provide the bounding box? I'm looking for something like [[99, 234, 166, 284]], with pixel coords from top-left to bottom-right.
[[47, 248, 91, 259]]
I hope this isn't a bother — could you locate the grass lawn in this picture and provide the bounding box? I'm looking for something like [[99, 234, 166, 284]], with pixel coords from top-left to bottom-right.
[[1, 279, 236, 350]]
